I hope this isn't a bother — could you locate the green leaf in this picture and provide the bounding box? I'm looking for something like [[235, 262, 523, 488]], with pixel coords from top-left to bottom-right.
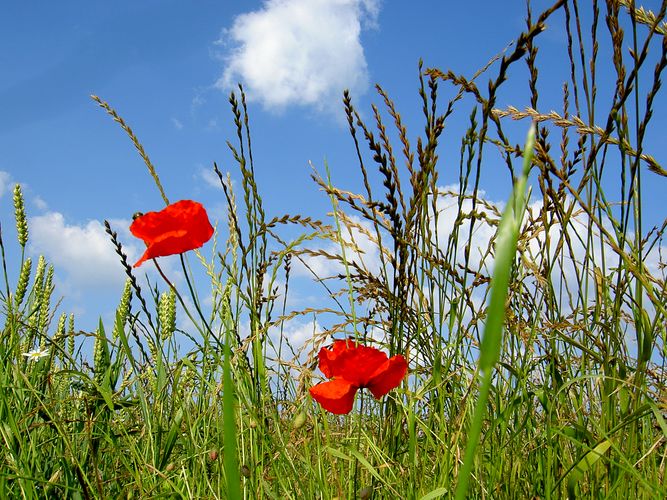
[[223, 329, 241, 499], [325, 446, 353, 461], [566, 439, 612, 495], [454, 124, 536, 500], [419, 487, 449, 500], [157, 408, 184, 470]]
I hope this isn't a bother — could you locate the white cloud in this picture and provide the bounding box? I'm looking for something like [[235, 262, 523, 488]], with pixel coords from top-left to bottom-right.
[[32, 195, 48, 211], [431, 185, 502, 273], [190, 93, 206, 116], [0, 171, 11, 198], [293, 213, 382, 279], [29, 212, 132, 290], [171, 117, 184, 130], [0, 173, 48, 212], [217, 0, 380, 111], [271, 316, 322, 353], [199, 166, 223, 190]]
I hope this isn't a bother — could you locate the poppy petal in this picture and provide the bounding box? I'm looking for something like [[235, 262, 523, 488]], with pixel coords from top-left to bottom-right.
[[130, 200, 214, 267], [366, 355, 408, 399], [318, 339, 357, 379], [309, 378, 358, 414], [130, 200, 201, 240], [133, 230, 188, 267], [332, 344, 389, 387]]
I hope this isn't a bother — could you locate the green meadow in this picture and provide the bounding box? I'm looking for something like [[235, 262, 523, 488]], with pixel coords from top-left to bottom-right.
[[1, 2, 666, 498]]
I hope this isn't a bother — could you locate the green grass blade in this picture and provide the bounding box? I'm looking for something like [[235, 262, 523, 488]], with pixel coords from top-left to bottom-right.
[[419, 487, 449, 500], [454, 124, 536, 500], [566, 439, 613, 496], [223, 327, 241, 498]]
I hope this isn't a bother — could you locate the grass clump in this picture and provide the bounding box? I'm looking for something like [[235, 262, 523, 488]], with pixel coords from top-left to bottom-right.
[[0, 1, 666, 498]]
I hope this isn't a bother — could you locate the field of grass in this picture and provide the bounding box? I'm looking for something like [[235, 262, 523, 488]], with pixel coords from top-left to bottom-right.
[[1, 1, 666, 498]]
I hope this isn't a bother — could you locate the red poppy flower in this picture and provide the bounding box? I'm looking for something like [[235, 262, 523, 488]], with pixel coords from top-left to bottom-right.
[[130, 199, 214, 267], [309, 339, 407, 414]]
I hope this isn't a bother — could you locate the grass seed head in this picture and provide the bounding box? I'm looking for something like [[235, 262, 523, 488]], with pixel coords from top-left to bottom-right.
[[13, 184, 28, 248]]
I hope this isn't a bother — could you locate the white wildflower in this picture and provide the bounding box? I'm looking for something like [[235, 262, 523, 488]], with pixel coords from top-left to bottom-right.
[[22, 348, 49, 362]]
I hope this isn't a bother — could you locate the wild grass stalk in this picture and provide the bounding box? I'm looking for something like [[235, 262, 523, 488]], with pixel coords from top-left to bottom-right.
[[0, 1, 665, 498]]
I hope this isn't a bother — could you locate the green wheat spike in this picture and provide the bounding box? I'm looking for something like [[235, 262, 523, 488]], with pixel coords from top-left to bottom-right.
[[32, 255, 46, 296], [67, 313, 75, 356], [180, 362, 194, 400], [50, 313, 67, 371], [13, 257, 32, 309], [25, 256, 47, 351], [38, 265, 54, 334], [93, 324, 110, 386], [112, 279, 133, 340], [118, 365, 134, 393], [146, 336, 158, 363], [13, 184, 28, 249], [53, 313, 67, 355], [159, 288, 176, 341], [143, 362, 157, 393]]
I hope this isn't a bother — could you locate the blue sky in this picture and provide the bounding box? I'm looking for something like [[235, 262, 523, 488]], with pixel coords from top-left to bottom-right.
[[1, 1, 665, 335]]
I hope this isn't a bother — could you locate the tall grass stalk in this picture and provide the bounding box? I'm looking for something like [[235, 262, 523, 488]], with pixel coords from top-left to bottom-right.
[[0, 2, 665, 498], [455, 124, 536, 499]]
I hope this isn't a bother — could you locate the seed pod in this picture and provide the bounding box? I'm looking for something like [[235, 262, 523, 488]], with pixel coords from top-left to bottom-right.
[[292, 411, 307, 430], [359, 486, 372, 500]]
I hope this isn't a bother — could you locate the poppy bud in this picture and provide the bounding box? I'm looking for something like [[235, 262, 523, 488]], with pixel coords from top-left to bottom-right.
[[208, 450, 218, 461], [240, 464, 251, 478], [359, 486, 373, 500], [292, 411, 307, 430]]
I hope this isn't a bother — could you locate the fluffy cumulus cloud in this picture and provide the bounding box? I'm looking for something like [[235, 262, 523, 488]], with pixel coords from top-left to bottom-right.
[[29, 213, 132, 290], [290, 185, 665, 330], [270, 316, 322, 354], [217, 0, 380, 111], [431, 185, 502, 272], [28, 212, 190, 294]]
